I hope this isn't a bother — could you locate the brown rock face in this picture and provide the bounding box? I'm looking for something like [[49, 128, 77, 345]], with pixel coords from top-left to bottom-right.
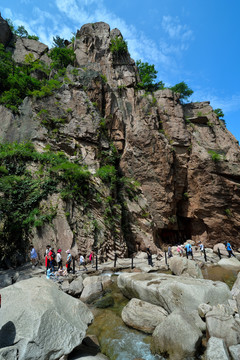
[[0, 15, 12, 46], [0, 21, 240, 265]]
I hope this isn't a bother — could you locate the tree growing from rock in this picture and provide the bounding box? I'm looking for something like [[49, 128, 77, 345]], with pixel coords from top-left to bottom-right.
[[170, 81, 193, 102], [136, 60, 165, 92]]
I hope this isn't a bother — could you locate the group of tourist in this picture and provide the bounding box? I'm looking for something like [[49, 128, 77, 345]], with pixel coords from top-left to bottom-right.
[[29, 244, 95, 277], [146, 240, 236, 267]]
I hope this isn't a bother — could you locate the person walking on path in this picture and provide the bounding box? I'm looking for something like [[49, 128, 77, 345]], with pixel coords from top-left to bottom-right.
[[185, 243, 193, 258], [199, 241, 204, 254], [79, 254, 87, 271], [57, 249, 62, 269], [48, 248, 56, 273], [146, 248, 153, 267], [89, 251, 94, 267], [225, 242, 236, 258], [177, 245, 184, 257], [66, 249, 72, 273], [168, 246, 173, 258], [30, 245, 38, 266]]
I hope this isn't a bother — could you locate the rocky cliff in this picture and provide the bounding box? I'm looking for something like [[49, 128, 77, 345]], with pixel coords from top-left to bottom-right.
[[0, 18, 240, 267]]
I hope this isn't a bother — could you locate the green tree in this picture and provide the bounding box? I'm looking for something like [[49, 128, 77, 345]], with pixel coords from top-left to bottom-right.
[[52, 35, 66, 48], [16, 25, 29, 38], [170, 81, 193, 102], [110, 36, 128, 56], [136, 60, 165, 92], [48, 47, 75, 69], [214, 108, 225, 125]]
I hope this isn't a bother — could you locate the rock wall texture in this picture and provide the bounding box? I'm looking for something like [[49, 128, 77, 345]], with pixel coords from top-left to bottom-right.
[[0, 21, 240, 266]]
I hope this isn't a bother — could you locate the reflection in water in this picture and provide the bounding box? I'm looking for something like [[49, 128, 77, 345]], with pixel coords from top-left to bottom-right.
[[202, 265, 238, 289]]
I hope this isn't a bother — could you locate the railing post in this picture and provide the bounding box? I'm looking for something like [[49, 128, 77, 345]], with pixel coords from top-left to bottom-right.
[[218, 248, 222, 259], [131, 255, 134, 269], [114, 253, 117, 268], [164, 251, 168, 265], [203, 249, 207, 262], [73, 258, 75, 274], [95, 254, 98, 271], [185, 249, 188, 259]]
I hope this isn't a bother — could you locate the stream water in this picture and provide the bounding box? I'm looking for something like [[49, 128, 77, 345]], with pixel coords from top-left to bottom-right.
[[86, 268, 238, 360]]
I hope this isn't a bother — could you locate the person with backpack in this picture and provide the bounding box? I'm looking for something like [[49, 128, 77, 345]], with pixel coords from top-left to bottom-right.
[[30, 245, 38, 267], [185, 243, 193, 258], [48, 248, 56, 272], [146, 248, 153, 267]]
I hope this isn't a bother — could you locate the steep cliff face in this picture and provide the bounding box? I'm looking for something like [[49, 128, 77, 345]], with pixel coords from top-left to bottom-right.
[[0, 21, 239, 266]]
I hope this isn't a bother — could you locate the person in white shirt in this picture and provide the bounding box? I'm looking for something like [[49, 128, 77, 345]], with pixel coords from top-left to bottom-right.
[[57, 249, 62, 269]]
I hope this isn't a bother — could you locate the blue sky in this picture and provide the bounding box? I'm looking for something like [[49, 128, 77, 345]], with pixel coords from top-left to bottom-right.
[[1, 0, 240, 141]]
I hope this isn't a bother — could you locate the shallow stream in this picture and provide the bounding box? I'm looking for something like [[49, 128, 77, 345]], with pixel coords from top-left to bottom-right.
[[87, 267, 238, 360]]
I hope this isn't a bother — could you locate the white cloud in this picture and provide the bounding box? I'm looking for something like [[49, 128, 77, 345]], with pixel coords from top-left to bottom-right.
[[2, 8, 13, 19]]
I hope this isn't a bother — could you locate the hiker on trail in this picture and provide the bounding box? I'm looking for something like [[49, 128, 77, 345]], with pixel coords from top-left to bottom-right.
[[146, 248, 153, 267], [199, 241, 204, 254], [30, 245, 38, 266], [225, 242, 236, 258], [79, 254, 87, 271], [168, 246, 173, 258], [48, 248, 56, 272], [89, 251, 94, 267], [177, 245, 183, 257], [66, 249, 72, 273], [57, 249, 62, 269], [45, 245, 51, 270], [185, 243, 193, 258]]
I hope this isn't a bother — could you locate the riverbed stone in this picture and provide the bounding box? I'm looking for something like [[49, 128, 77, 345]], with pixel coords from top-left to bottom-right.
[[68, 276, 84, 297], [121, 298, 168, 334], [80, 275, 103, 303], [117, 272, 232, 313], [169, 256, 203, 278], [231, 271, 240, 298], [229, 344, 240, 360], [0, 277, 93, 360], [205, 337, 230, 360], [217, 257, 240, 271], [152, 311, 202, 360], [206, 305, 240, 347]]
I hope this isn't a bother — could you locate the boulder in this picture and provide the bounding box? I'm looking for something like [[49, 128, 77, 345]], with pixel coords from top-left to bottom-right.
[[229, 344, 240, 360], [205, 337, 230, 360], [80, 276, 103, 303], [68, 276, 83, 297], [169, 256, 203, 278], [117, 272, 232, 313], [121, 298, 168, 334], [231, 271, 240, 297], [217, 258, 240, 271], [206, 305, 240, 347], [152, 311, 203, 360], [0, 277, 93, 360]]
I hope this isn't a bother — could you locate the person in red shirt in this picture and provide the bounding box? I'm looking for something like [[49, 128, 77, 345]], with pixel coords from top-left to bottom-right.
[[48, 248, 55, 273]]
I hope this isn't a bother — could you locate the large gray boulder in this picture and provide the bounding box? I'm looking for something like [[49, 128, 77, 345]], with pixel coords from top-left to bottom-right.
[[169, 256, 203, 278], [152, 311, 203, 360], [205, 337, 230, 360], [121, 298, 168, 334], [117, 272, 232, 313], [206, 305, 240, 347], [80, 276, 103, 303], [0, 277, 93, 360], [218, 257, 240, 271], [229, 344, 240, 360], [231, 271, 240, 298]]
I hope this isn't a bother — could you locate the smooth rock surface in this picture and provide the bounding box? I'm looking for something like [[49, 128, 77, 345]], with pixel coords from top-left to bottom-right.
[[152, 311, 202, 360], [121, 298, 168, 333], [169, 256, 203, 278], [117, 272, 232, 313], [0, 277, 93, 360]]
